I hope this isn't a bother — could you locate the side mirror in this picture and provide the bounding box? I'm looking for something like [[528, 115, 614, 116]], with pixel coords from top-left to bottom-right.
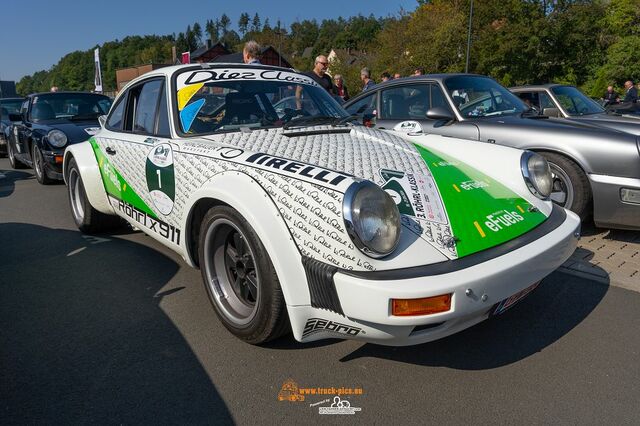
[[8, 113, 22, 122], [542, 107, 561, 118], [426, 106, 455, 124], [98, 115, 107, 128], [362, 112, 376, 128]]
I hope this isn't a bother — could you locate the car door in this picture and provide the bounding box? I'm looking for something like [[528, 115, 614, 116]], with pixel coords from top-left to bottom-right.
[[95, 77, 180, 246]]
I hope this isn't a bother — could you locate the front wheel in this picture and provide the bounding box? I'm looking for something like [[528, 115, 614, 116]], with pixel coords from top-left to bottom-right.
[[67, 157, 121, 233], [540, 152, 592, 220], [198, 205, 289, 344], [7, 139, 25, 169], [33, 144, 54, 185]]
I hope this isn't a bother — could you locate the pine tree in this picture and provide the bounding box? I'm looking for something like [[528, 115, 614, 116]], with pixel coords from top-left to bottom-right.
[[238, 13, 250, 37], [251, 13, 261, 32]]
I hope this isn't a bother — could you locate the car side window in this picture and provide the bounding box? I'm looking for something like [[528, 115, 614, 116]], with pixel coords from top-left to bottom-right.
[[380, 84, 429, 120], [106, 93, 127, 131], [133, 79, 163, 135], [538, 92, 555, 110], [346, 93, 376, 116], [20, 100, 29, 118], [430, 84, 452, 112]]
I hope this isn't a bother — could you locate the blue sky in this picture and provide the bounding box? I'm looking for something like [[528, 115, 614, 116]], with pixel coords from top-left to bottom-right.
[[0, 0, 416, 82]]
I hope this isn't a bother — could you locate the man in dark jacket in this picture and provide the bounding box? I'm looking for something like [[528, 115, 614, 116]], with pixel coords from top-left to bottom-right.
[[623, 81, 638, 103], [602, 85, 619, 105]]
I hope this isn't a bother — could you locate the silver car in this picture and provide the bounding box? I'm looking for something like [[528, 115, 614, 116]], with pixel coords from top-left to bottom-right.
[[344, 74, 640, 230], [510, 84, 640, 136]]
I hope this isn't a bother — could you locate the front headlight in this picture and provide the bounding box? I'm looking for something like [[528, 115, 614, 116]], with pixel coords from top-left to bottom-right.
[[47, 129, 68, 148], [521, 151, 552, 199], [343, 180, 401, 258]]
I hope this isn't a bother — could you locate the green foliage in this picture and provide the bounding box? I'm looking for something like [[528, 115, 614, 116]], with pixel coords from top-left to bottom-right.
[[16, 2, 640, 97]]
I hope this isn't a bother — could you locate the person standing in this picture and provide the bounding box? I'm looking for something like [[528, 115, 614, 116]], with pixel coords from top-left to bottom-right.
[[304, 56, 336, 95], [602, 85, 619, 105], [243, 41, 261, 64], [360, 67, 375, 92], [380, 72, 391, 82], [394, 73, 402, 79], [623, 80, 638, 102], [414, 67, 425, 76], [333, 74, 349, 101]]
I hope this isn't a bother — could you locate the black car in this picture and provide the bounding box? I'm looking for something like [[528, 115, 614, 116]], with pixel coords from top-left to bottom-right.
[[7, 92, 112, 184], [0, 97, 24, 157]]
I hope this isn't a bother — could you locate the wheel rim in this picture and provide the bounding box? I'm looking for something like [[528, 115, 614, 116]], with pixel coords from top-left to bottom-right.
[[68, 168, 85, 223], [548, 162, 574, 208], [8, 141, 15, 164], [33, 146, 43, 179], [203, 218, 260, 326]]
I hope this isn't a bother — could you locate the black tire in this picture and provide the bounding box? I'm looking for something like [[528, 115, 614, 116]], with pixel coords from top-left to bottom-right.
[[540, 152, 591, 220], [33, 144, 54, 185], [66, 157, 121, 233], [198, 205, 289, 344], [7, 138, 26, 169]]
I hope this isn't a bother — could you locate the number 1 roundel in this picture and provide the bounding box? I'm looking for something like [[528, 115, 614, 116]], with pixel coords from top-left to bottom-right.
[[146, 144, 175, 215]]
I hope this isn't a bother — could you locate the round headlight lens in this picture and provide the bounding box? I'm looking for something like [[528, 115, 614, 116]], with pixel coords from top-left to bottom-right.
[[343, 180, 401, 258], [521, 151, 552, 199], [47, 129, 68, 148]]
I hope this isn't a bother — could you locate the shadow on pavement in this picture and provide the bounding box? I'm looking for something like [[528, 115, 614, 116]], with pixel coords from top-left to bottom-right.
[[0, 223, 232, 424], [340, 271, 609, 369], [0, 169, 34, 198]]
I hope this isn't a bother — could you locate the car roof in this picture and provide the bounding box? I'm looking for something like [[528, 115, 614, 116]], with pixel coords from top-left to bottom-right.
[[0, 97, 24, 101], [28, 91, 110, 97], [510, 84, 565, 91]]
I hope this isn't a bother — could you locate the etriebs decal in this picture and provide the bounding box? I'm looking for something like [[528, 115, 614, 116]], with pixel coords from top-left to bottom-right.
[[380, 169, 447, 223], [146, 143, 176, 215]]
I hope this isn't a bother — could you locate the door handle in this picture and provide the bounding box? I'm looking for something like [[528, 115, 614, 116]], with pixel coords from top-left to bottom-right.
[[105, 147, 117, 155]]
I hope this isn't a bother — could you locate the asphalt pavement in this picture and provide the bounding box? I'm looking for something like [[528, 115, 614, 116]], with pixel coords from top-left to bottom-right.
[[1, 158, 639, 425]]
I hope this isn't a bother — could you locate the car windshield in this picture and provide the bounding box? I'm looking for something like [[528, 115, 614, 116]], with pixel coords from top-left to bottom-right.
[[0, 99, 23, 116], [30, 93, 112, 122], [444, 75, 527, 118], [175, 68, 349, 135], [550, 86, 604, 116]]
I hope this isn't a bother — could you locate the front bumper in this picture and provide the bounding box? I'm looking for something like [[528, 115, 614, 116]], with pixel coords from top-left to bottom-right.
[[290, 206, 580, 346], [41, 149, 65, 180], [590, 173, 640, 230]]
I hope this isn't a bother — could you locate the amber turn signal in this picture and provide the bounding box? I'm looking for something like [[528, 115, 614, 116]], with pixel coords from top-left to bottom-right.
[[54, 155, 64, 164], [392, 294, 452, 316]]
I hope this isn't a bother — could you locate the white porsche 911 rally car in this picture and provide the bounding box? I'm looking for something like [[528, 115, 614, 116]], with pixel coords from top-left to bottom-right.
[[63, 64, 580, 346]]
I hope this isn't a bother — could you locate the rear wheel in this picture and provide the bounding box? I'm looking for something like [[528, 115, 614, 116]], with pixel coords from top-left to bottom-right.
[[540, 152, 591, 220], [198, 205, 289, 344], [67, 157, 121, 233], [33, 144, 54, 185]]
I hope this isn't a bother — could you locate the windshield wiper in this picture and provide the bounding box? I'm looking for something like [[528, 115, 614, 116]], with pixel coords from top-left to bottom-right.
[[283, 115, 338, 130], [331, 115, 359, 126], [70, 112, 101, 121]]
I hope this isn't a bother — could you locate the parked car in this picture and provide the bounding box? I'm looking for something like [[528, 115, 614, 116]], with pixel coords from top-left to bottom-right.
[[344, 74, 640, 230], [605, 101, 640, 117], [0, 97, 24, 157], [7, 92, 112, 183], [510, 84, 640, 135], [63, 64, 580, 346]]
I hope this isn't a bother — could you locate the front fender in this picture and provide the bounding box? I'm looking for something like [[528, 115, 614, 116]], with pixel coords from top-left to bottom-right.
[[181, 170, 310, 307], [63, 140, 114, 215]]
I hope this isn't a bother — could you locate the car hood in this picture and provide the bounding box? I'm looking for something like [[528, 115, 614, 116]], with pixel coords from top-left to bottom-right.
[[200, 126, 548, 260], [37, 119, 101, 144], [567, 113, 640, 136]]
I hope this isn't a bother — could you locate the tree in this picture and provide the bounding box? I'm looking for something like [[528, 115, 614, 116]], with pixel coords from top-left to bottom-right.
[[263, 18, 271, 31], [238, 13, 250, 37], [251, 13, 261, 32], [205, 19, 219, 42], [220, 14, 231, 36], [192, 22, 203, 46]]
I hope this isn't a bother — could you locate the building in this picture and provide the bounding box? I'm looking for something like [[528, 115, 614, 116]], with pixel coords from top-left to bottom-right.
[[115, 64, 170, 91], [191, 40, 292, 68]]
